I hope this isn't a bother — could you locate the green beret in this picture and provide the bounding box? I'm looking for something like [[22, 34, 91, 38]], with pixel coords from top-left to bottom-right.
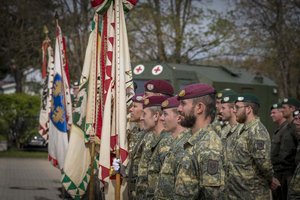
[[221, 94, 237, 103], [216, 88, 236, 99], [270, 103, 282, 110], [235, 93, 260, 106], [282, 97, 300, 108]]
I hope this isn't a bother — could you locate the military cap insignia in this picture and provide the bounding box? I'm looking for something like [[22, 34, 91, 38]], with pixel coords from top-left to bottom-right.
[[294, 110, 300, 117], [217, 93, 223, 98], [162, 100, 169, 108], [207, 159, 218, 175], [223, 97, 229, 102], [136, 96, 143, 101], [256, 140, 265, 150], [237, 96, 244, 101], [283, 98, 288, 103], [178, 90, 185, 97], [144, 98, 149, 105], [272, 104, 278, 108], [147, 83, 154, 91]]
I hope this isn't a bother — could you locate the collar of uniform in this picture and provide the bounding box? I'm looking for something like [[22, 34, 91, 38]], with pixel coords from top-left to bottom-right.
[[186, 127, 208, 146], [243, 117, 260, 131], [171, 129, 191, 150]]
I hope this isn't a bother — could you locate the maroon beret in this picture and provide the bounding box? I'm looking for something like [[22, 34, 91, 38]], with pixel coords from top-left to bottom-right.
[[132, 93, 144, 103], [144, 79, 174, 96], [143, 96, 168, 109], [177, 83, 216, 100], [161, 96, 180, 110]]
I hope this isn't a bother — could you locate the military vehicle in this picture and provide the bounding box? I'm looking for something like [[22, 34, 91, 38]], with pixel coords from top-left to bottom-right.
[[132, 62, 279, 133]]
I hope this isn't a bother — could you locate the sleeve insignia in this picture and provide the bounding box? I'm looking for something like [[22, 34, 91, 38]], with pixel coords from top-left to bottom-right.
[[207, 159, 219, 175], [256, 140, 265, 150]]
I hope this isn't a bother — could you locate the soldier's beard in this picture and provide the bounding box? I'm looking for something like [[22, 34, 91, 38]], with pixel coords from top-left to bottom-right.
[[180, 114, 196, 128], [236, 111, 247, 123]]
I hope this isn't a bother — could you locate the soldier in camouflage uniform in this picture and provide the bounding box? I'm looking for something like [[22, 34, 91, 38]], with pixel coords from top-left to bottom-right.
[[126, 93, 146, 199], [174, 83, 225, 199], [226, 93, 280, 199], [219, 93, 243, 186], [154, 97, 190, 200], [212, 88, 236, 137], [135, 95, 173, 199]]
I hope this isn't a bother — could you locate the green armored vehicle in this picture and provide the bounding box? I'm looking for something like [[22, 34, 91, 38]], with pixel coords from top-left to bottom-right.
[[132, 62, 278, 133]]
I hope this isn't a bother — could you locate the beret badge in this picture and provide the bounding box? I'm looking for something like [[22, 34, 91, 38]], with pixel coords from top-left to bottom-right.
[[217, 93, 223, 98], [237, 96, 244, 101], [162, 100, 169, 108], [223, 97, 230, 102], [147, 84, 154, 91], [179, 90, 185, 97], [144, 99, 149, 105], [136, 96, 143, 101]]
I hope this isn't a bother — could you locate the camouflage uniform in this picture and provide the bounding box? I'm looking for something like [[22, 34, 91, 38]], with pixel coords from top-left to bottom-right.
[[127, 122, 141, 159], [135, 131, 155, 199], [174, 125, 225, 199], [221, 123, 244, 184], [288, 163, 300, 199], [146, 131, 173, 198], [226, 118, 273, 200], [211, 118, 227, 138], [154, 130, 191, 200], [126, 129, 147, 199]]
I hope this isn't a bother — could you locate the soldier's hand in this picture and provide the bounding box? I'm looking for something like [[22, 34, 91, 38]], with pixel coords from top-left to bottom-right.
[[89, 135, 100, 145], [270, 177, 281, 190]]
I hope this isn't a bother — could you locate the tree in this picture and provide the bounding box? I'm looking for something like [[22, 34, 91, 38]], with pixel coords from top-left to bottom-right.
[[126, 0, 235, 63], [0, 94, 40, 148], [227, 0, 300, 98], [0, 0, 59, 93]]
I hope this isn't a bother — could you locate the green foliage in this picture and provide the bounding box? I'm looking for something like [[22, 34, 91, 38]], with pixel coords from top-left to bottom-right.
[[0, 94, 40, 148]]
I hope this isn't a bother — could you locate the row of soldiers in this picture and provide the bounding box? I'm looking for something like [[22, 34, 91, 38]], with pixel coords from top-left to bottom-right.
[[112, 79, 300, 199]]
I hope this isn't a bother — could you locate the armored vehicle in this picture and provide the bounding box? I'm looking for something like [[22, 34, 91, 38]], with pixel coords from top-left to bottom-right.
[[132, 62, 278, 133]]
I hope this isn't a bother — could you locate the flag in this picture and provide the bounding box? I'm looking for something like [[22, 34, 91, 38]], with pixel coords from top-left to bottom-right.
[[62, 14, 101, 199], [38, 36, 54, 141], [48, 23, 72, 169], [93, 0, 137, 198]]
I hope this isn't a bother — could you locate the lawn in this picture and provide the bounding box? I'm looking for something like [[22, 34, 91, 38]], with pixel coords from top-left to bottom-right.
[[0, 149, 48, 159]]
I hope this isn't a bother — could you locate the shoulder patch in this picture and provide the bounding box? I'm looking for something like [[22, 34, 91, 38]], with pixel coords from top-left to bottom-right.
[[256, 140, 265, 150], [207, 159, 219, 175]]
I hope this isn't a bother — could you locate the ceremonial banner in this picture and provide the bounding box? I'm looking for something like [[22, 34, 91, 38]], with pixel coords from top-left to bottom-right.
[[39, 36, 54, 141], [62, 15, 100, 199], [48, 24, 72, 169], [93, 0, 137, 199]]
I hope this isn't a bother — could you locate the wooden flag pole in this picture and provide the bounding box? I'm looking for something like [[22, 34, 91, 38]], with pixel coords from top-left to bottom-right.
[[89, 140, 95, 200], [115, 147, 121, 200]]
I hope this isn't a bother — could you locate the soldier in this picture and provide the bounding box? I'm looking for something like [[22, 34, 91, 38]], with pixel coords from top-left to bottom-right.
[[128, 93, 145, 158], [226, 93, 280, 199], [219, 93, 243, 187], [154, 96, 190, 199], [143, 79, 174, 98], [273, 97, 300, 199], [135, 95, 173, 199], [270, 103, 291, 200], [174, 83, 225, 199], [288, 109, 300, 199], [212, 88, 236, 137]]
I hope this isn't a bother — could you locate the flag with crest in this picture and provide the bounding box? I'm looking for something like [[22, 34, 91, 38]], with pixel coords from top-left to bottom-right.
[[48, 23, 72, 169]]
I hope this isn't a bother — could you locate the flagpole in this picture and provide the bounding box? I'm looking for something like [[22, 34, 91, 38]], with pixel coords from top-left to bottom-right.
[[115, 1, 121, 200], [89, 140, 95, 200]]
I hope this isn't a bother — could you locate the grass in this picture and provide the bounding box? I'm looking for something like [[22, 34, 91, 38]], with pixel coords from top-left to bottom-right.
[[0, 148, 48, 159]]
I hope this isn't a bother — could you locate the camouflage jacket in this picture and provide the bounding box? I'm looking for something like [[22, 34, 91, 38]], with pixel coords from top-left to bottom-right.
[[221, 123, 244, 181], [146, 131, 173, 199], [154, 129, 191, 200], [127, 122, 142, 158], [126, 129, 147, 198], [226, 118, 273, 200], [288, 163, 300, 199], [271, 121, 298, 174], [211, 118, 228, 138], [174, 125, 225, 200]]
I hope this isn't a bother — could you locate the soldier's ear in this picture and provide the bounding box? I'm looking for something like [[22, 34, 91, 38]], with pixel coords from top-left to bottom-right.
[[195, 102, 204, 115]]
